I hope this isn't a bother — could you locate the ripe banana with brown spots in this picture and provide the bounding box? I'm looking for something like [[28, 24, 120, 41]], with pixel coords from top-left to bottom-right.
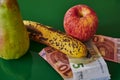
[[23, 20, 87, 58]]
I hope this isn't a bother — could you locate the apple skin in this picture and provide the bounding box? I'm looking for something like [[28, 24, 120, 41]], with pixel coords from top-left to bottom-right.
[[64, 5, 98, 42]]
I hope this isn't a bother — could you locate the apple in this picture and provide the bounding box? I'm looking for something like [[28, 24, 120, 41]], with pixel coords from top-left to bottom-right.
[[64, 4, 98, 42]]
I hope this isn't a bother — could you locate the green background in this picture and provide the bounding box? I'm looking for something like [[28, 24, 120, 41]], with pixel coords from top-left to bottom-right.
[[0, 0, 120, 80]]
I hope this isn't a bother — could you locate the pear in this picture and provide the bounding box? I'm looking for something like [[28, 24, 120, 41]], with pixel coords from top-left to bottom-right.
[[0, 0, 29, 59]]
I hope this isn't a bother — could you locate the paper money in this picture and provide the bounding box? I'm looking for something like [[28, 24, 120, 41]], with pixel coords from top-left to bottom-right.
[[39, 47, 73, 80], [68, 40, 110, 80], [92, 35, 120, 63], [39, 41, 110, 80]]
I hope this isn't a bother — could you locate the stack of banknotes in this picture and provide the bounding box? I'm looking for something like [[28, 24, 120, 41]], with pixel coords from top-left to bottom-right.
[[39, 39, 111, 80]]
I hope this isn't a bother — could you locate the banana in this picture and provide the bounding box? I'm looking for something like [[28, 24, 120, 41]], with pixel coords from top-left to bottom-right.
[[23, 20, 87, 58]]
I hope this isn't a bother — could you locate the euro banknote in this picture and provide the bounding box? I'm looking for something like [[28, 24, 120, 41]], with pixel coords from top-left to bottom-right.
[[39, 47, 73, 80], [68, 40, 110, 80], [93, 35, 120, 63]]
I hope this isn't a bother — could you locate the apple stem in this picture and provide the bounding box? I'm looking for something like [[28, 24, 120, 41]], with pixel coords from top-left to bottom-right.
[[78, 12, 83, 18]]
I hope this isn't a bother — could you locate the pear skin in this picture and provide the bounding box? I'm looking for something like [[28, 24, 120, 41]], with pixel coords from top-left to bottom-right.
[[0, 0, 29, 59]]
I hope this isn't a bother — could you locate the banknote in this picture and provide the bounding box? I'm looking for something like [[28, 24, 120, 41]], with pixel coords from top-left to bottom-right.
[[39, 47, 73, 80], [68, 40, 110, 80], [92, 35, 120, 63]]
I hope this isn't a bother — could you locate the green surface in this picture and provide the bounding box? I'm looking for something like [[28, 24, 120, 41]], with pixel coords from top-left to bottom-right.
[[0, 0, 120, 80]]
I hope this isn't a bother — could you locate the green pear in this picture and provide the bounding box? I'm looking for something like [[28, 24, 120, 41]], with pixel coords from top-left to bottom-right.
[[0, 0, 29, 60]]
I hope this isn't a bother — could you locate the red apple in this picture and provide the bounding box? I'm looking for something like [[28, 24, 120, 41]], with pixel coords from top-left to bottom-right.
[[64, 4, 98, 42]]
